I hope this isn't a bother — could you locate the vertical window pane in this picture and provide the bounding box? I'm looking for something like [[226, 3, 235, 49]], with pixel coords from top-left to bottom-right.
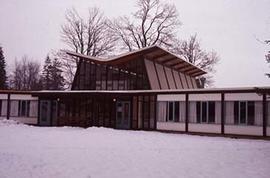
[[234, 101, 239, 124], [247, 101, 255, 125], [240, 102, 246, 124], [0, 100, 2, 116], [174, 102, 179, 122], [208, 101, 215, 123], [202, 102, 207, 123], [196, 102, 201, 123], [21, 101, 26, 117], [168, 102, 174, 121]]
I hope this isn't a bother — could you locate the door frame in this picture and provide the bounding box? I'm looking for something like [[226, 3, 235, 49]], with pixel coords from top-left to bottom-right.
[[115, 101, 131, 129]]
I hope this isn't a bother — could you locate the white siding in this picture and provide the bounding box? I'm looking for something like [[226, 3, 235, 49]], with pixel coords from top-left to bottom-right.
[[0, 94, 8, 99], [224, 125, 262, 136], [189, 123, 221, 133], [10, 117, 38, 125], [157, 94, 185, 101], [225, 93, 262, 101], [189, 94, 221, 101], [157, 122, 185, 132]]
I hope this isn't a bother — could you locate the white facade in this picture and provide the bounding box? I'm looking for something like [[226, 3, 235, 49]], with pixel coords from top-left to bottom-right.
[[157, 92, 269, 137], [0, 93, 38, 125]]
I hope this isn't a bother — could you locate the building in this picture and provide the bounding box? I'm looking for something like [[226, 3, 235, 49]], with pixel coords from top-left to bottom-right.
[[0, 45, 270, 137]]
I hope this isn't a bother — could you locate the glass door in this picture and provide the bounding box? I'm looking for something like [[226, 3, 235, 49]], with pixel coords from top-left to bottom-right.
[[116, 101, 131, 129]]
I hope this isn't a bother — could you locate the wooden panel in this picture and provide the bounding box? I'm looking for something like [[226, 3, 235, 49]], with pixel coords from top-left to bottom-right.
[[144, 59, 160, 89], [164, 67, 176, 89], [186, 75, 194, 89], [179, 72, 188, 89], [155, 63, 169, 89], [191, 77, 198, 88], [172, 70, 183, 89]]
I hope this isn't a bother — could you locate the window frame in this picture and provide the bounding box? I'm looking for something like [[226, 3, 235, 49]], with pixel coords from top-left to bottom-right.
[[18, 100, 30, 117], [196, 101, 216, 124], [166, 101, 180, 122], [0, 100, 2, 116], [234, 101, 255, 125]]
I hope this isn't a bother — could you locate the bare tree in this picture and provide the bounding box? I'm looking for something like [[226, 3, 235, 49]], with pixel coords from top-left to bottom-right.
[[10, 56, 42, 90], [265, 39, 270, 78], [108, 0, 180, 51], [60, 7, 116, 87], [172, 34, 220, 87]]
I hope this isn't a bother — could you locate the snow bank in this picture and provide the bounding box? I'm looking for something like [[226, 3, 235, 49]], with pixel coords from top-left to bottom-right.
[[0, 124, 270, 178], [0, 119, 21, 126]]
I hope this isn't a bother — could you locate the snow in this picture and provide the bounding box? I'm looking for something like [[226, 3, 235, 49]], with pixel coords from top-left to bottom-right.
[[0, 120, 270, 178]]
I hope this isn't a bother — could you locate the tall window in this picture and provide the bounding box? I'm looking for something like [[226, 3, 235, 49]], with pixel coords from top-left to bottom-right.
[[0, 100, 2, 116], [166, 101, 179, 122], [196, 101, 215, 123], [234, 101, 254, 125], [18, 100, 30, 117]]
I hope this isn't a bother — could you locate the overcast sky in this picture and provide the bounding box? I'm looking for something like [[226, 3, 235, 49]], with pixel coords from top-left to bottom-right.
[[0, 0, 269, 87]]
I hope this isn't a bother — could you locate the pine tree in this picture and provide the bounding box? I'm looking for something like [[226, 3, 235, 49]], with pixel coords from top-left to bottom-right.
[[42, 55, 52, 90], [0, 45, 8, 89], [51, 58, 65, 90], [41, 55, 65, 90]]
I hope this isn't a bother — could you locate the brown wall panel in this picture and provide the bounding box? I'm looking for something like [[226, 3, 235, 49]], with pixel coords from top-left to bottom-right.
[[179, 72, 189, 89], [172, 70, 183, 89], [186, 75, 194, 89], [164, 67, 176, 89], [191, 77, 198, 88], [144, 59, 160, 90], [155, 63, 169, 89]]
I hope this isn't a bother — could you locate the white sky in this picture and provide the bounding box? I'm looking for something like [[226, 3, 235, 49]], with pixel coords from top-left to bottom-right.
[[0, 0, 269, 87]]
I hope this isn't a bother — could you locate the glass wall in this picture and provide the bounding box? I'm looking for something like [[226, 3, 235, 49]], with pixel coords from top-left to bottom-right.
[[73, 59, 150, 90], [157, 101, 185, 123], [8, 100, 38, 118], [225, 101, 262, 126]]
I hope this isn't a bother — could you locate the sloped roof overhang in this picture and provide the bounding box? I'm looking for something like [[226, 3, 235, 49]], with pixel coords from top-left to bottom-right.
[[65, 45, 206, 77]]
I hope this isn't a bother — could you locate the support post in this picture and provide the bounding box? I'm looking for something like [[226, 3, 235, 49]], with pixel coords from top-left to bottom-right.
[[6, 93, 10, 120], [185, 93, 189, 132], [221, 93, 225, 134], [263, 93, 267, 137], [154, 94, 157, 130]]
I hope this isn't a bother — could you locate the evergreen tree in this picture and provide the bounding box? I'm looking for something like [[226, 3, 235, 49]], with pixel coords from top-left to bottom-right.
[[0, 45, 8, 89], [51, 58, 65, 90], [41, 55, 52, 90], [41, 55, 65, 90]]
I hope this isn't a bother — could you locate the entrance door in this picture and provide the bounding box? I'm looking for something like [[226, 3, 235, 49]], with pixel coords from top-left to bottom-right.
[[39, 100, 58, 126], [116, 101, 131, 129], [39, 100, 51, 126]]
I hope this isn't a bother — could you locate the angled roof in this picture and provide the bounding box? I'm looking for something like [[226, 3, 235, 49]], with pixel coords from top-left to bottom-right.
[[65, 45, 206, 77]]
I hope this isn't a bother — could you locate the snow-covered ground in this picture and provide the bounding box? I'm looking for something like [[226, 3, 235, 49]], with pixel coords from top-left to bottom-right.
[[0, 120, 270, 178]]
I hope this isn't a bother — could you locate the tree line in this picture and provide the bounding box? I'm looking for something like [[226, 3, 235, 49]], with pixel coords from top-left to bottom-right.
[[0, 46, 65, 90], [1, 0, 226, 90]]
